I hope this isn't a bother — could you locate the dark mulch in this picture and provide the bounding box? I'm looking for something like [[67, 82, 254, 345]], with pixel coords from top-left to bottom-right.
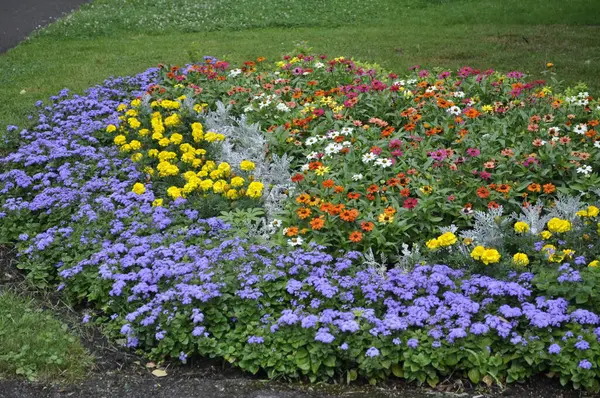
[[0, 0, 91, 53], [0, 245, 594, 398]]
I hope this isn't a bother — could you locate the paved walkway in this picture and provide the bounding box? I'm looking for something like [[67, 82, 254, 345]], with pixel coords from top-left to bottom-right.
[[0, 0, 89, 53]]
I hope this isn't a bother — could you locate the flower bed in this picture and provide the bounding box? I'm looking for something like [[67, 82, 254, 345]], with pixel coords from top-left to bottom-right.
[[1, 54, 600, 390]]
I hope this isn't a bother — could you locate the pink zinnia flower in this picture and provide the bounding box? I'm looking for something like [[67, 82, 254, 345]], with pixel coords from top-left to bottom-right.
[[403, 198, 418, 209]]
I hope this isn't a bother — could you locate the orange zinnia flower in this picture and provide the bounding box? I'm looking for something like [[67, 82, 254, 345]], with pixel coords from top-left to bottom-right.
[[310, 217, 325, 230], [476, 187, 490, 199], [543, 183, 556, 194], [400, 188, 410, 197], [361, 221, 374, 232], [286, 226, 299, 237], [384, 206, 396, 216], [340, 209, 359, 222], [496, 184, 511, 194], [527, 183, 541, 193], [322, 179, 335, 188], [349, 231, 363, 243], [296, 193, 311, 204], [488, 201, 500, 209], [334, 185, 345, 194], [296, 207, 312, 219], [347, 192, 361, 200]]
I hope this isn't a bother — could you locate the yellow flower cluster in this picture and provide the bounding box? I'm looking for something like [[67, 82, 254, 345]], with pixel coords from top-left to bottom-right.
[[512, 253, 529, 266], [471, 246, 501, 265], [547, 218, 572, 233], [107, 99, 265, 204], [577, 206, 600, 218], [426, 232, 457, 250], [513, 221, 530, 233]]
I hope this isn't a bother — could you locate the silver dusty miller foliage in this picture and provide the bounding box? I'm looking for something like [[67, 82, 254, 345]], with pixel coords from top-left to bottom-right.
[[460, 206, 507, 248], [202, 102, 294, 221]]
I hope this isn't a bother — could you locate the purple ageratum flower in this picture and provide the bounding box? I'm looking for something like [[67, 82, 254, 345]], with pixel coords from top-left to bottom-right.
[[339, 343, 349, 351], [82, 314, 91, 324], [315, 328, 335, 344], [247, 336, 264, 344], [579, 359, 593, 369], [179, 352, 188, 363], [392, 338, 401, 345], [365, 347, 380, 357], [548, 344, 561, 354], [574, 256, 586, 265], [575, 340, 590, 351], [407, 338, 419, 349]]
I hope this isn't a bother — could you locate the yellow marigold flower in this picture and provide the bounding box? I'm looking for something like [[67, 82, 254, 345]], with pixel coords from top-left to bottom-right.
[[200, 179, 214, 191], [226, 189, 239, 200], [131, 153, 143, 162], [480, 249, 501, 265], [117, 103, 127, 112], [151, 113, 165, 136], [230, 176, 245, 187], [547, 217, 571, 233], [512, 253, 530, 266], [540, 230, 552, 240], [152, 198, 163, 207], [542, 244, 556, 254], [120, 144, 132, 152], [180, 143, 194, 153], [246, 181, 264, 198], [589, 260, 599, 267], [106, 124, 117, 133], [170, 133, 183, 145], [437, 232, 457, 247], [164, 113, 182, 127], [218, 162, 231, 176], [157, 161, 179, 177], [563, 249, 575, 258], [125, 109, 138, 117], [159, 100, 181, 110], [514, 221, 530, 233], [132, 183, 146, 195], [167, 186, 182, 199], [129, 140, 141, 150], [209, 170, 222, 180], [128, 117, 141, 129], [158, 137, 171, 147], [138, 128, 150, 137], [204, 161, 216, 172], [193, 104, 204, 113], [158, 151, 177, 161], [579, 206, 600, 218], [192, 159, 202, 168], [197, 170, 208, 178], [213, 180, 227, 194], [182, 182, 197, 194], [204, 132, 225, 142], [426, 238, 440, 250], [148, 149, 159, 157], [240, 160, 255, 171], [181, 152, 196, 163], [143, 167, 154, 175], [195, 148, 207, 156], [130, 99, 141, 108], [192, 122, 204, 142], [470, 246, 486, 260], [183, 171, 197, 181], [150, 101, 159, 108], [113, 135, 127, 146], [463, 237, 473, 245]]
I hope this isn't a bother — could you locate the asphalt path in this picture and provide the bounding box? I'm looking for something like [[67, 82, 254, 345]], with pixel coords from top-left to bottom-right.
[[0, 0, 89, 53]]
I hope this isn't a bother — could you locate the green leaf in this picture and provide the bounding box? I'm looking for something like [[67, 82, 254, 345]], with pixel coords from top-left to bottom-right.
[[468, 368, 481, 384], [391, 363, 404, 378], [347, 369, 358, 383]]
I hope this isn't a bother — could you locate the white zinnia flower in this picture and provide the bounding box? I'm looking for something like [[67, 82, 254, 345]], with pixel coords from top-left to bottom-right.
[[300, 164, 310, 172], [305, 137, 318, 146], [447, 106, 461, 115], [362, 153, 377, 163], [577, 165, 593, 175], [229, 68, 242, 77], [306, 151, 319, 160], [314, 62, 325, 68], [375, 158, 393, 168], [276, 103, 290, 112], [341, 127, 354, 135], [594, 141, 600, 149], [352, 174, 363, 181], [453, 91, 465, 98], [573, 123, 588, 135], [288, 237, 304, 246], [271, 219, 282, 228], [243, 105, 254, 112]]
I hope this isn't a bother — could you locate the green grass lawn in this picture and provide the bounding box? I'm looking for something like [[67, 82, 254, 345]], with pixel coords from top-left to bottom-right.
[[1, 0, 599, 131], [0, 291, 92, 382]]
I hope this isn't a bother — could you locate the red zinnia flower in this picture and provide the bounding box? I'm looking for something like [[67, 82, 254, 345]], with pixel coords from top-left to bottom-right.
[[403, 198, 418, 209]]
